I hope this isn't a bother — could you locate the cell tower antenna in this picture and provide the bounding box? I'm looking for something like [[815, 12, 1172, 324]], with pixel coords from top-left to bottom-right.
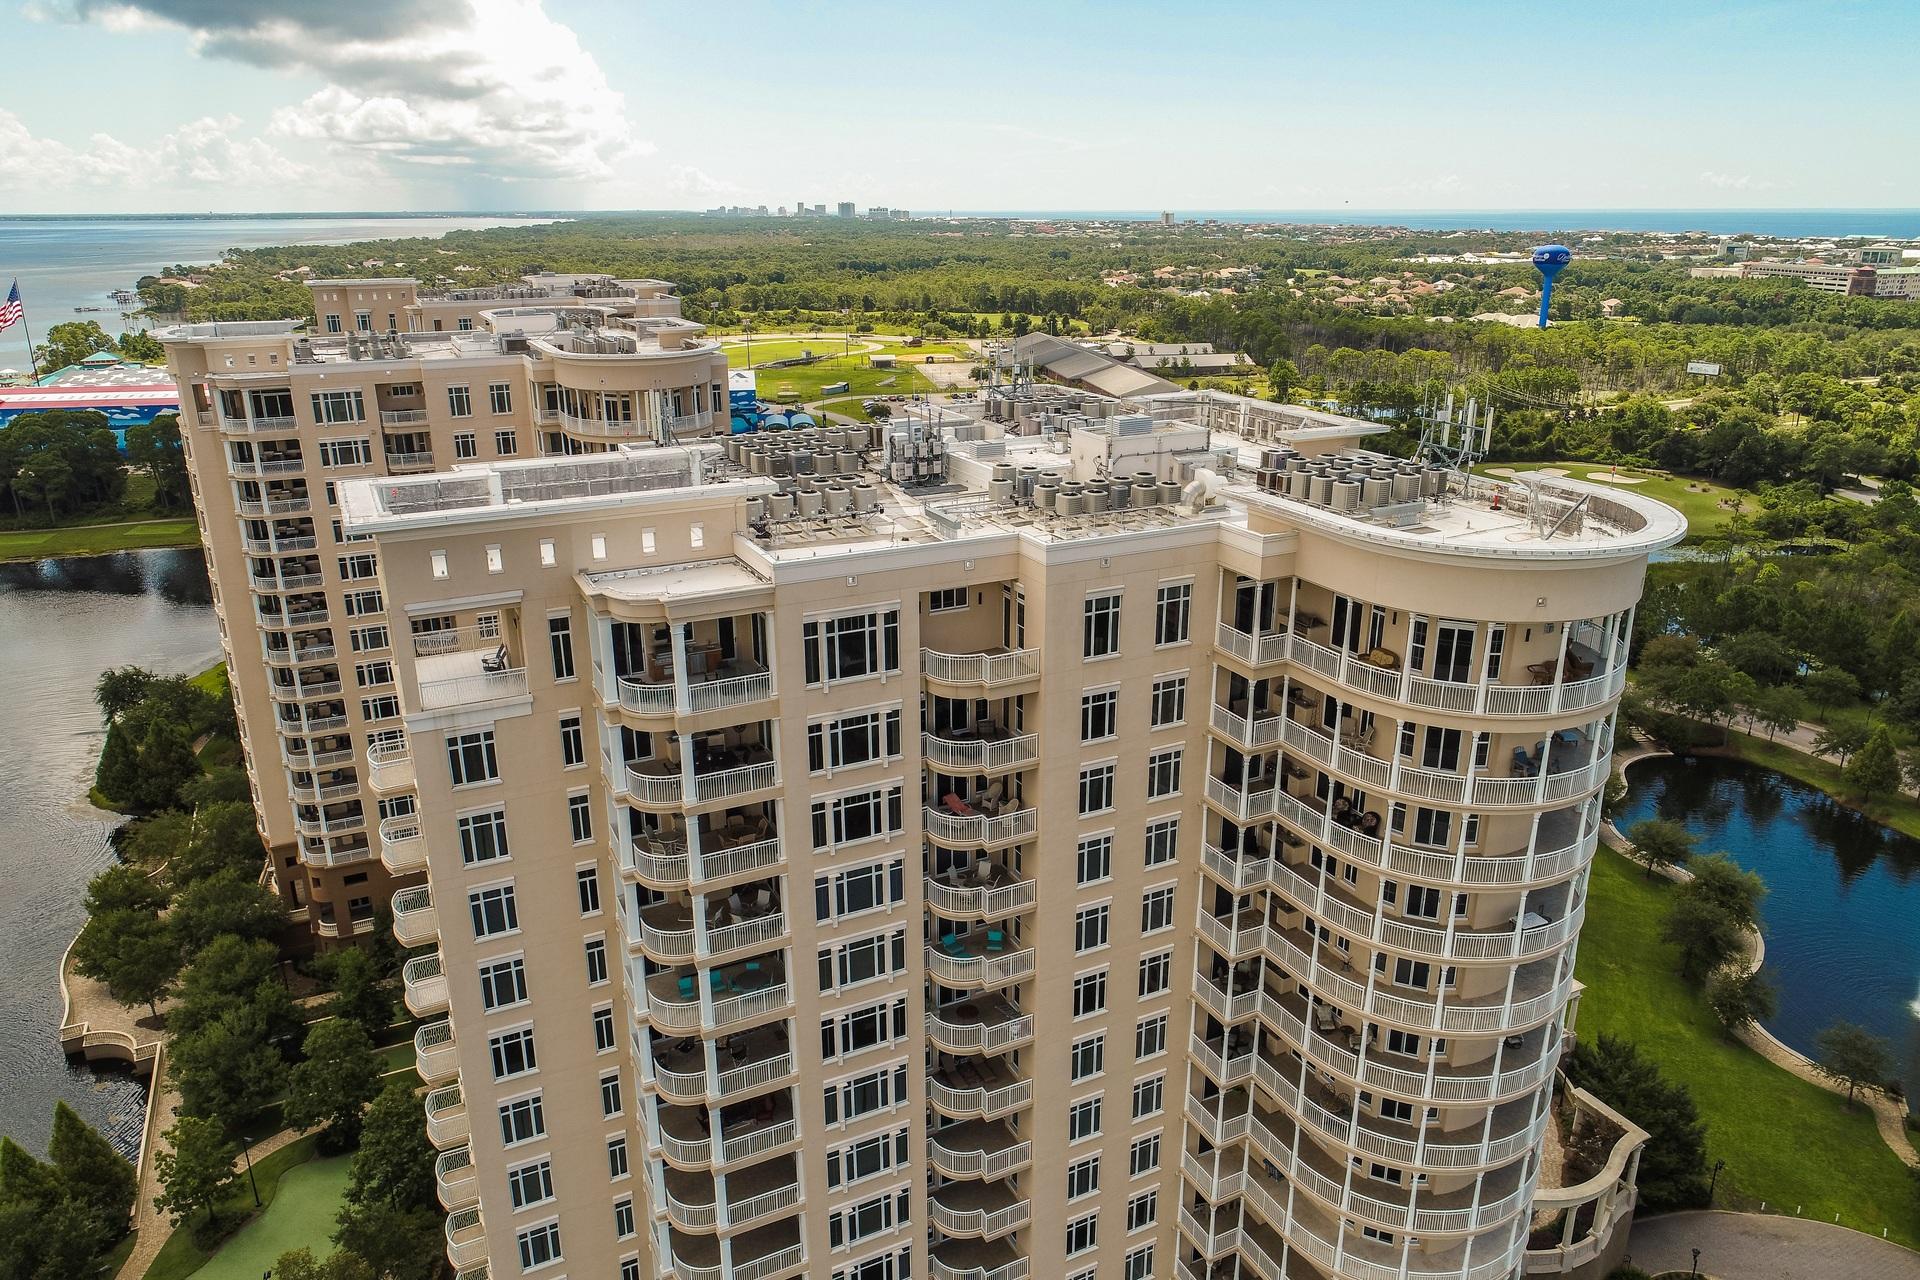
[[1416, 390, 1493, 475]]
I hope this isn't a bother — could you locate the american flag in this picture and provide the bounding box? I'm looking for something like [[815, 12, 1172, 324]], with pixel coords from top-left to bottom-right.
[[0, 281, 22, 332]]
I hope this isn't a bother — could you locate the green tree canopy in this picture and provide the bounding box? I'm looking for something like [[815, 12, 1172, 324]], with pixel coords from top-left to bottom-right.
[[153, 1115, 238, 1228], [49, 1100, 137, 1228], [1843, 724, 1902, 798], [285, 1019, 382, 1152], [1564, 1033, 1710, 1211], [169, 869, 287, 955], [1623, 817, 1696, 879], [34, 320, 114, 372], [1812, 1020, 1895, 1105]]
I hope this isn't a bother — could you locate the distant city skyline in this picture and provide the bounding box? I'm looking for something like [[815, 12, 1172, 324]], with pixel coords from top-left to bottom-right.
[[3, 0, 1918, 215]]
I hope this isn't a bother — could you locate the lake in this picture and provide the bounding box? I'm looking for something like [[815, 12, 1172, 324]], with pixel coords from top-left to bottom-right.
[[0, 214, 560, 373], [1620, 754, 1920, 1113], [0, 548, 219, 1155]]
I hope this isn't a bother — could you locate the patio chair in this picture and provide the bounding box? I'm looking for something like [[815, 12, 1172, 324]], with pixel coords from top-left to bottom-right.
[[480, 644, 510, 673], [709, 971, 731, 994], [985, 928, 1007, 953], [940, 932, 966, 955], [677, 975, 696, 1000]]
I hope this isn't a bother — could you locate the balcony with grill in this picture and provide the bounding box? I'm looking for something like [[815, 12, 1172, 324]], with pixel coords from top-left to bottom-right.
[[649, 1023, 795, 1107], [403, 952, 448, 1016], [929, 1055, 1032, 1121], [927, 991, 1032, 1055], [660, 1153, 803, 1234], [392, 885, 437, 946], [654, 1088, 800, 1173], [930, 1178, 1029, 1241], [664, 1218, 804, 1280], [928, 1119, 1031, 1180], [926, 925, 1036, 990], [610, 614, 775, 723], [434, 1144, 478, 1209], [424, 1083, 468, 1149], [641, 953, 791, 1037]]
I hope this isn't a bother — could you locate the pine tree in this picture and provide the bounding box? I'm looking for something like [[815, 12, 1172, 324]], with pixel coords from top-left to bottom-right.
[[94, 719, 140, 806], [49, 1101, 137, 1227], [133, 716, 200, 812]]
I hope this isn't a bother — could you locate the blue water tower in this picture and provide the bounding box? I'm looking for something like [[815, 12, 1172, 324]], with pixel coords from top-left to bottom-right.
[[1532, 245, 1571, 328]]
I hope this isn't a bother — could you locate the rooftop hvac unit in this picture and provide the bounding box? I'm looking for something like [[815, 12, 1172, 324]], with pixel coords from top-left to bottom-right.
[[1333, 480, 1362, 513], [1112, 414, 1154, 436]]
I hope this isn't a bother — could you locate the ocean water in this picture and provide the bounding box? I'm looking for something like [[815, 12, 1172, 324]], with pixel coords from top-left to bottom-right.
[[951, 209, 1920, 239], [0, 215, 558, 373]]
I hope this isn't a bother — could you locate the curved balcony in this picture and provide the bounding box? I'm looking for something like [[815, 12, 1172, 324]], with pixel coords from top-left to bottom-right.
[[616, 675, 675, 717], [927, 993, 1033, 1054], [928, 1062, 1032, 1122], [1264, 1195, 1523, 1280], [929, 1179, 1029, 1240], [1215, 622, 1628, 721], [928, 1119, 1031, 1180], [379, 814, 426, 874], [930, 1240, 1029, 1280], [642, 964, 792, 1036], [434, 1145, 478, 1210], [414, 1019, 457, 1083], [264, 640, 334, 668], [652, 1027, 795, 1107], [925, 937, 1035, 990], [1258, 989, 1561, 1105], [655, 1095, 800, 1173], [692, 759, 779, 806], [619, 666, 777, 720], [235, 494, 312, 517], [366, 739, 414, 793], [635, 902, 698, 962], [661, 1154, 802, 1234], [424, 1083, 468, 1149], [923, 805, 1037, 850], [227, 454, 306, 479], [1250, 1052, 1548, 1173], [664, 1219, 803, 1280], [922, 729, 1039, 775], [403, 952, 449, 1016], [1274, 716, 1612, 811], [392, 885, 437, 946], [1261, 861, 1585, 965], [925, 868, 1034, 921], [921, 646, 1039, 690], [443, 1208, 486, 1270]]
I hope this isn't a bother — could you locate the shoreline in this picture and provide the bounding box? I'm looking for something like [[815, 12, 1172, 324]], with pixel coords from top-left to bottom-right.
[[1609, 744, 1920, 1165]]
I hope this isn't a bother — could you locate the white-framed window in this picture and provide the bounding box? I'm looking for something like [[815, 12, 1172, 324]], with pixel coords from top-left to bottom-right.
[[807, 708, 903, 774], [1070, 1033, 1104, 1082], [1138, 951, 1171, 997], [828, 1187, 910, 1250], [1072, 969, 1107, 1018], [454, 430, 477, 459], [818, 928, 907, 994], [1129, 1131, 1161, 1176], [1083, 591, 1122, 658], [820, 997, 908, 1061], [457, 809, 509, 864], [1154, 580, 1192, 645], [507, 1158, 554, 1209], [1149, 673, 1186, 727], [568, 792, 593, 843], [1124, 1242, 1155, 1280], [599, 1071, 623, 1117], [1068, 1095, 1102, 1142], [584, 937, 609, 985], [810, 784, 905, 851], [497, 1093, 544, 1145], [468, 883, 519, 938], [613, 1196, 635, 1239], [1074, 903, 1110, 953], [559, 714, 584, 768], [447, 384, 473, 417], [447, 729, 498, 785], [479, 956, 528, 1010], [488, 1026, 537, 1080], [1080, 687, 1118, 742], [1143, 815, 1179, 867], [927, 586, 967, 612], [358, 694, 399, 721], [823, 1060, 910, 1126], [317, 436, 372, 467], [548, 613, 576, 680], [514, 1221, 561, 1271], [309, 389, 365, 424], [1079, 762, 1115, 816], [1066, 1211, 1099, 1258], [814, 857, 906, 922], [1140, 885, 1176, 934], [826, 1128, 909, 1188], [489, 381, 513, 414], [494, 428, 518, 456], [1146, 746, 1182, 798], [1076, 833, 1112, 886], [1136, 1012, 1168, 1059], [576, 865, 601, 914], [1067, 1154, 1101, 1200], [592, 1005, 616, 1051], [1131, 1073, 1165, 1119], [1126, 1189, 1158, 1233], [802, 609, 902, 685]]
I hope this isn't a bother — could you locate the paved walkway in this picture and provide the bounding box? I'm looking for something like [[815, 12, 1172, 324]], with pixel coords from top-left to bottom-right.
[[1629, 1210, 1920, 1278]]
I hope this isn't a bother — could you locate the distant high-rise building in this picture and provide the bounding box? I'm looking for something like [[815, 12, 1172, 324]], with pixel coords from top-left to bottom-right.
[[837, 201, 855, 218], [815, 203, 827, 216], [1160, 211, 1174, 227]]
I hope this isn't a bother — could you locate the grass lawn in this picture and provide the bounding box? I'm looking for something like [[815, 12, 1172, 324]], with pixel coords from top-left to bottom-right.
[[377, 1041, 416, 1074], [719, 337, 842, 366], [1474, 461, 1750, 540], [143, 1135, 338, 1280], [1711, 729, 1920, 842], [1575, 847, 1920, 1246], [180, 1150, 351, 1280], [751, 360, 936, 406], [0, 516, 199, 562]]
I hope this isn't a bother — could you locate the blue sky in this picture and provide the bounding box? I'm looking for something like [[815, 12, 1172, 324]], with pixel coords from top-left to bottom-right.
[[2, 0, 1916, 214]]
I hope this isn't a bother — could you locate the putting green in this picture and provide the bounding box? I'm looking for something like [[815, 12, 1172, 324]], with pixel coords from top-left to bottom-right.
[[186, 1154, 352, 1280]]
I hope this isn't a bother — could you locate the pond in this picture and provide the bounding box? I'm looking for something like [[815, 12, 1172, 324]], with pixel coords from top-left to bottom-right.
[[0, 548, 219, 1155], [1620, 753, 1920, 1114]]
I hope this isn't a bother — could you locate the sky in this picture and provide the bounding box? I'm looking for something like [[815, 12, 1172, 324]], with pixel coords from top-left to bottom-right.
[[2, 0, 1918, 215]]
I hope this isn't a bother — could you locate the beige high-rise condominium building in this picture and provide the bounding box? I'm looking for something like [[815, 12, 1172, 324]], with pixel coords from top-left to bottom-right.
[[162, 283, 1679, 1280]]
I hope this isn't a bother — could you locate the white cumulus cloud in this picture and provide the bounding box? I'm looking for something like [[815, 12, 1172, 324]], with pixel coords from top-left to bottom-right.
[[0, 107, 307, 191]]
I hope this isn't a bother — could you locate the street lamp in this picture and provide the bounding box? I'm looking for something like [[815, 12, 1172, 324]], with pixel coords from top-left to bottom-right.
[[240, 1134, 261, 1207], [1691, 1246, 1701, 1278], [1708, 1158, 1726, 1204]]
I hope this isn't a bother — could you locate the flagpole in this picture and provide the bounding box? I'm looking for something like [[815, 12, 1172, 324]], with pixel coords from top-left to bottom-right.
[[19, 284, 41, 384]]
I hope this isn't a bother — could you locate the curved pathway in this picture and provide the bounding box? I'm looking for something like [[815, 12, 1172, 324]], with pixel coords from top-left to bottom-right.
[[1628, 1210, 1920, 1279]]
